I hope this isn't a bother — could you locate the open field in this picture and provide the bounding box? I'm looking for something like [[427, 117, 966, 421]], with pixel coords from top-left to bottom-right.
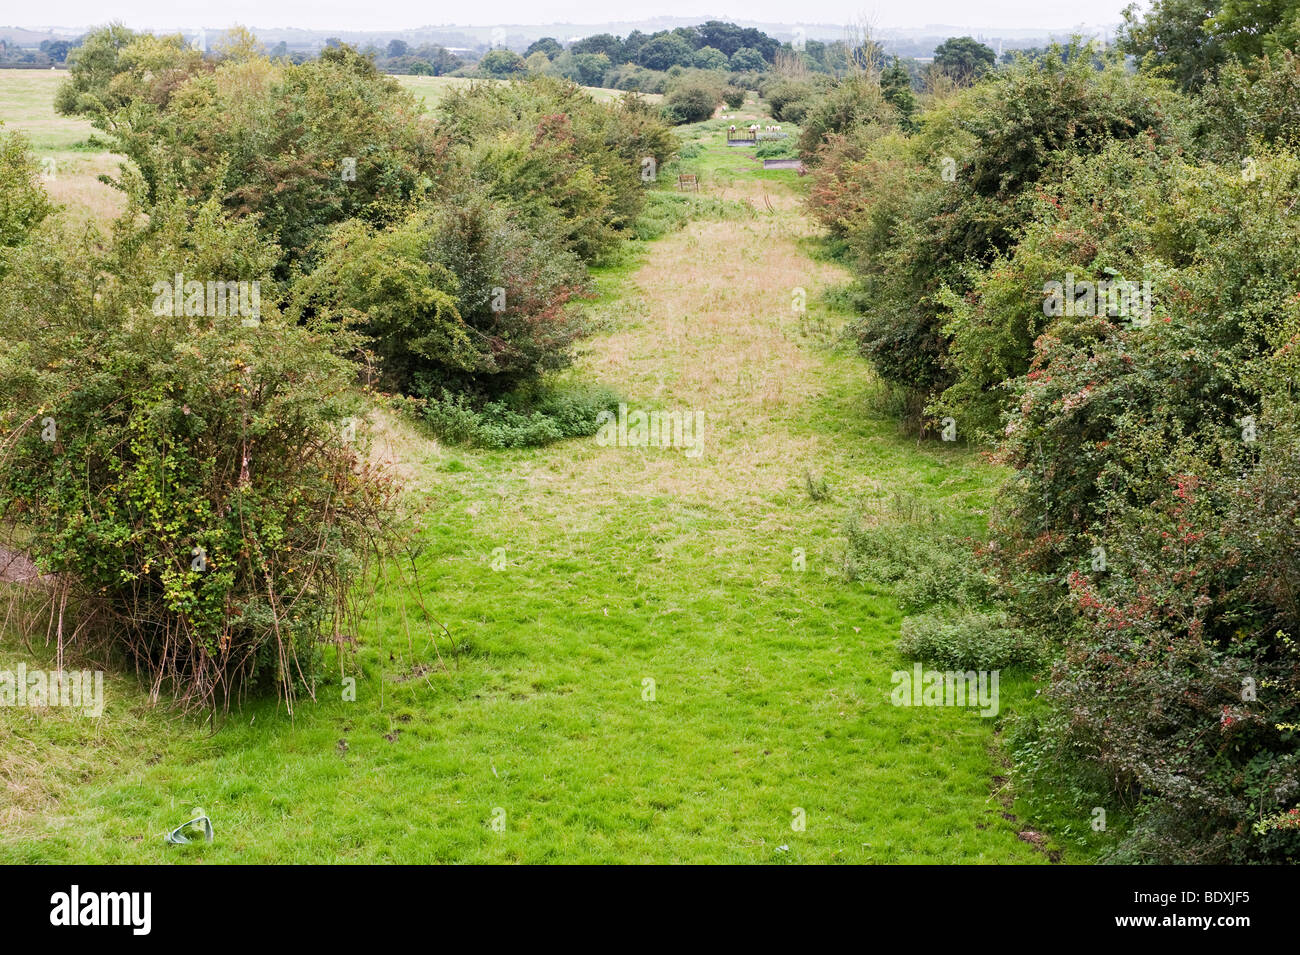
[[0, 70, 124, 222]]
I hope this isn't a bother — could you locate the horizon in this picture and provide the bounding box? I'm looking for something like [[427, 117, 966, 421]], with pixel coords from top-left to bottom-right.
[[2, 4, 1141, 36]]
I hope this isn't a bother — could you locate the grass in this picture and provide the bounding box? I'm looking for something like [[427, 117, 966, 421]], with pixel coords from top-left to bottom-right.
[[0, 70, 125, 224], [0, 88, 1112, 863]]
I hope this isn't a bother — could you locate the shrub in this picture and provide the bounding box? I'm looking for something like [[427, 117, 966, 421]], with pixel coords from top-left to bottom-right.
[[844, 513, 994, 613], [764, 79, 821, 123], [826, 44, 1185, 409], [0, 188, 396, 711], [661, 73, 726, 125], [899, 612, 1040, 670], [58, 32, 440, 270], [935, 138, 1182, 436], [1198, 52, 1300, 158], [421, 383, 620, 448], [0, 127, 55, 253], [796, 77, 893, 159], [754, 140, 796, 159], [984, 149, 1300, 861], [434, 76, 676, 262], [289, 190, 587, 398]]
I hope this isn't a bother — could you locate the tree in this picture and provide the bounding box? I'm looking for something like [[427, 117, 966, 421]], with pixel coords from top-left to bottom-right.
[[933, 36, 996, 83], [386, 39, 409, 58], [1209, 0, 1300, 59], [622, 31, 649, 64], [638, 34, 694, 70], [1120, 0, 1225, 90], [693, 46, 729, 70], [697, 20, 747, 55], [54, 22, 138, 117], [663, 82, 719, 124], [729, 46, 767, 71], [525, 37, 564, 58], [423, 45, 462, 76], [571, 33, 623, 61], [480, 48, 525, 77], [696, 21, 780, 59], [571, 52, 611, 86], [0, 128, 55, 251], [39, 39, 73, 62], [880, 57, 917, 128]]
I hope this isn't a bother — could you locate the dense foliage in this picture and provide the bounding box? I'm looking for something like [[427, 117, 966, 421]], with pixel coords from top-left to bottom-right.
[[810, 45, 1183, 418], [805, 24, 1300, 860], [0, 181, 396, 710], [58, 30, 440, 267]]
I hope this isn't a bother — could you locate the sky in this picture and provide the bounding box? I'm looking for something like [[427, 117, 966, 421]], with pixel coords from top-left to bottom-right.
[[13, 1, 1142, 33]]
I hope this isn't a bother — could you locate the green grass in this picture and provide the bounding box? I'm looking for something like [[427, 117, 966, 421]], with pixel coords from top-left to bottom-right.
[[0, 70, 99, 151], [0, 69, 125, 223], [663, 112, 808, 191], [0, 103, 1112, 864]]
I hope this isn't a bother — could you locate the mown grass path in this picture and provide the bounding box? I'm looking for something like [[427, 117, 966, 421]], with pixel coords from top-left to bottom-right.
[[0, 114, 1055, 863]]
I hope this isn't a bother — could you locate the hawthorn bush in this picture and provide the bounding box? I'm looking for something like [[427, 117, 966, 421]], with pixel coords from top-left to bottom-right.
[[662, 81, 720, 124], [0, 181, 397, 710], [433, 76, 676, 263], [0, 126, 55, 253], [812, 44, 1184, 411], [984, 149, 1300, 861], [810, 30, 1300, 860]]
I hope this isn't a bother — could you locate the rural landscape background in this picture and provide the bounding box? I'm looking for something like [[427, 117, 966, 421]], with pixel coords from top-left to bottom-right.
[[0, 4, 1297, 867]]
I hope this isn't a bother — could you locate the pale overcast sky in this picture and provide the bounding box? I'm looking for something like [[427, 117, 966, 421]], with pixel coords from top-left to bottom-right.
[[14, 1, 1140, 32]]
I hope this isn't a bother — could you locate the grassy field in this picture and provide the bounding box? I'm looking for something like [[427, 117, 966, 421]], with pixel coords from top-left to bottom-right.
[[0, 70, 124, 222], [0, 78, 1097, 863]]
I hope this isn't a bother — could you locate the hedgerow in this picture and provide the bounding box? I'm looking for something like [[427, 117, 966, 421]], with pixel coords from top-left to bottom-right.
[[809, 27, 1300, 860]]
